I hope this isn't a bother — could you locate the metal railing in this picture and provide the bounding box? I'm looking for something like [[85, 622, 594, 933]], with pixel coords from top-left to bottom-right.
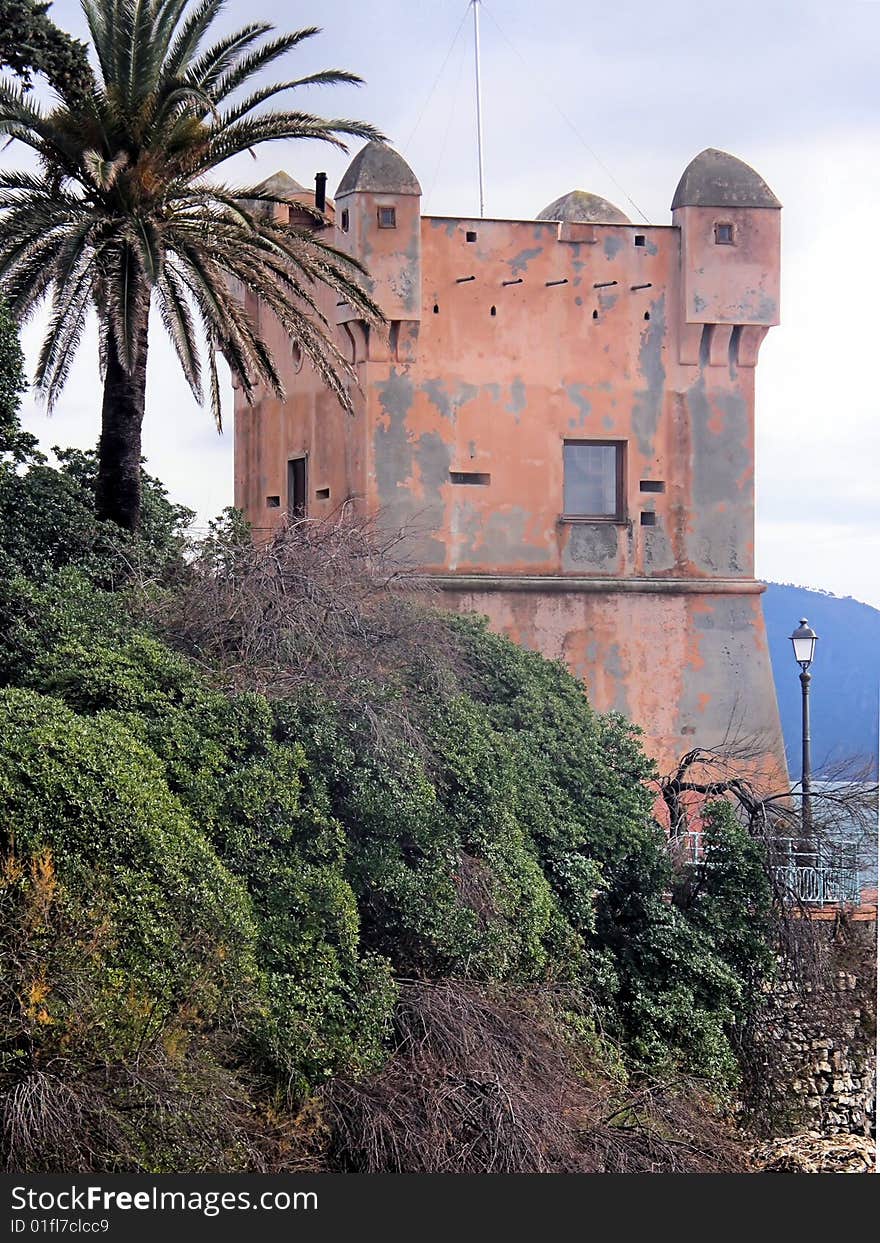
[[673, 832, 863, 906]]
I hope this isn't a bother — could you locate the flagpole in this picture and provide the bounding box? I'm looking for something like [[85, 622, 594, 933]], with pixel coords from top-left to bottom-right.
[[472, 1, 485, 217]]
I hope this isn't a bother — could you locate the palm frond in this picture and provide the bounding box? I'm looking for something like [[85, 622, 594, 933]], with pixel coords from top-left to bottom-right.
[[1, 0, 386, 448], [82, 149, 129, 189], [156, 260, 202, 398], [188, 22, 272, 90], [210, 73, 364, 130], [80, 0, 114, 83], [196, 111, 383, 177], [103, 236, 149, 373], [209, 29, 323, 102], [34, 255, 98, 408], [162, 0, 230, 80], [151, 0, 193, 61], [206, 329, 221, 429], [0, 233, 69, 321]]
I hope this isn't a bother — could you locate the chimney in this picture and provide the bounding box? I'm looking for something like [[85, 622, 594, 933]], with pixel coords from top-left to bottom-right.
[[315, 172, 327, 212]]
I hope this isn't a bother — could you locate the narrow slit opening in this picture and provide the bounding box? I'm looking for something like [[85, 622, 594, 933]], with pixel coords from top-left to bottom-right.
[[450, 471, 491, 486]]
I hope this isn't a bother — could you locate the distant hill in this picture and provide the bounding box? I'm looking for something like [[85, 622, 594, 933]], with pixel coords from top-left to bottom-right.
[[763, 583, 879, 779]]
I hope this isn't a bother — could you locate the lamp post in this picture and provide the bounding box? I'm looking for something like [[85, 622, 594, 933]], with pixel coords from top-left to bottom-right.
[[789, 618, 818, 837]]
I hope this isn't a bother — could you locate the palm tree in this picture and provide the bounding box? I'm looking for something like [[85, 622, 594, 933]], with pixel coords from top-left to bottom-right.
[[0, 0, 384, 530]]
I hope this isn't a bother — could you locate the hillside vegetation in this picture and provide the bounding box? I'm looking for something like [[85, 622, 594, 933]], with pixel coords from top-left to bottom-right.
[[0, 305, 777, 1173]]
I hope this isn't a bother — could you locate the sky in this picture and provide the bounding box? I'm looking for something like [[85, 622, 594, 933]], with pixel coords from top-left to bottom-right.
[[10, 0, 880, 608]]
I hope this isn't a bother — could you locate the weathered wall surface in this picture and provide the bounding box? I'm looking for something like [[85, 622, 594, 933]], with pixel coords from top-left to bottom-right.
[[745, 925, 877, 1139], [359, 214, 763, 583], [440, 582, 784, 778], [232, 145, 788, 784]]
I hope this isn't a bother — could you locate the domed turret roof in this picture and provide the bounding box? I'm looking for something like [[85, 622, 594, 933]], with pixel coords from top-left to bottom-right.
[[336, 142, 421, 197], [254, 171, 308, 198], [671, 149, 781, 210], [537, 190, 631, 225]]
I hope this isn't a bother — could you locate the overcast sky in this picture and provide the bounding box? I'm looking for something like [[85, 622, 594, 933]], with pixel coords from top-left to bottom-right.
[[12, 0, 880, 608]]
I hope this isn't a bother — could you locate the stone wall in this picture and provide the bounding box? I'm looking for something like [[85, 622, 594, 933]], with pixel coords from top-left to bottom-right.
[[745, 921, 876, 1139], [774, 969, 875, 1136]]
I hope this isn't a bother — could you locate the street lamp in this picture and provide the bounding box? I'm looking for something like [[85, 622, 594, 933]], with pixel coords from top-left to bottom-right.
[[789, 618, 818, 835]]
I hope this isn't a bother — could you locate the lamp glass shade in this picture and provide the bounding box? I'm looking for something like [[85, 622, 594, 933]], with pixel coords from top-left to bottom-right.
[[790, 619, 818, 667]]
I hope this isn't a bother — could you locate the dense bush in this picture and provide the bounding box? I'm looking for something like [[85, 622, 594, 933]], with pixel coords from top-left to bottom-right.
[[0, 685, 260, 1025], [0, 587, 395, 1101]]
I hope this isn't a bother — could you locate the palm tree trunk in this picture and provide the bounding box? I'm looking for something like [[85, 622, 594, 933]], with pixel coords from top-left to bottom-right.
[[96, 324, 149, 532]]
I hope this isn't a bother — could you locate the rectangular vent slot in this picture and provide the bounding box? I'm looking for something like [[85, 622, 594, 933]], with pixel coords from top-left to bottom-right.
[[450, 471, 490, 486], [315, 487, 330, 500], [639, 480, 665, 493], [266, 495, 280, 508], [640, 511, 657, 526]]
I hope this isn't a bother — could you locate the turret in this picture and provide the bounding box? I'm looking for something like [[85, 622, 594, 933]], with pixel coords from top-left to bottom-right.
[[672, 149, 781, 340], [334, 142, 422, 330], [537, 190, 631, 225], [251, 170, 331, 227]]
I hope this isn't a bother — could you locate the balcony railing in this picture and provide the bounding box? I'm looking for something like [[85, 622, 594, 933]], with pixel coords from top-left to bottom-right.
[[673, 833, 863, 906]]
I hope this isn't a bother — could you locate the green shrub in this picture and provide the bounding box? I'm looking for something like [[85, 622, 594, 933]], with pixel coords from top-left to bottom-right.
[[0, 434, 193, 587], [0, 584, 395, 1095], [0, 687, 261, 1058]]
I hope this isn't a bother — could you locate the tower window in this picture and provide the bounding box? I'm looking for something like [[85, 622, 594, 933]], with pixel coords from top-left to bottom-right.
[[466, 230, 477, 242], [715, 222, 734, 245], [287, 457, 307, 520], [563, 441, 625, 521], [635, 235, 646, 246], [377, 206, 397, 228], [340, 209, 349, 232]]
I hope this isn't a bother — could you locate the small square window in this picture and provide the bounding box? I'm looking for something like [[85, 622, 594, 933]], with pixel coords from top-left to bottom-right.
[[466, 230, 477, 242], [340, 208, 349, 232], [563, 441, 625, 520], [377, 206, 397, 228], [266, 495, 280, 508], [635, 234, 646, 246], [715, 222, 734, 245]]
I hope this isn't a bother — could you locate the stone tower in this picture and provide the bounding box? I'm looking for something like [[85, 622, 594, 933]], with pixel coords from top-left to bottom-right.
[[233, 144, 787, 786]]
